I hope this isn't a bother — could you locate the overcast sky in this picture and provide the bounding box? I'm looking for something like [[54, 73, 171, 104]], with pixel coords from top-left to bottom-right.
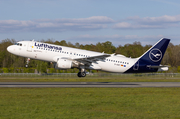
[[0, 0, 180, 46]]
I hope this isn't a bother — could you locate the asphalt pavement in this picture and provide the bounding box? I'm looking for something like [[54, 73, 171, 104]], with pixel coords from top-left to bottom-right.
[[1, 82, 180, 88]]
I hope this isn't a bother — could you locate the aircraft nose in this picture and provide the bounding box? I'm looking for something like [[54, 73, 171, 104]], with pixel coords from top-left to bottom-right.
[[7, 46, 13, 53]]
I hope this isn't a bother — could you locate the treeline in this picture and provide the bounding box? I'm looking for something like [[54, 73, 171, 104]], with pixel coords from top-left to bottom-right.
[[0, 38, 180, 73]]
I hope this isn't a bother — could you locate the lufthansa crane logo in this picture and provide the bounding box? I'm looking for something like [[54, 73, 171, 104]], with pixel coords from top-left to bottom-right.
[[149, 48, 162, 62]]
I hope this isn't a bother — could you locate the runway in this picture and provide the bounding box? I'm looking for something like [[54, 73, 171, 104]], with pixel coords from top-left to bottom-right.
[[1, 82, 180, 88]]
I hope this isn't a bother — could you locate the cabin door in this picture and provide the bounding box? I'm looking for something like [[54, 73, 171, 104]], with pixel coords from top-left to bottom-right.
[[27, 41, 33, 52], [133, 60, 139, 70]]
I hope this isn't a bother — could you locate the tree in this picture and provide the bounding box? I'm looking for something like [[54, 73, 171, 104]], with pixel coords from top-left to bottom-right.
[[96, 41, 116, 54], [59, 40, 68, 46]]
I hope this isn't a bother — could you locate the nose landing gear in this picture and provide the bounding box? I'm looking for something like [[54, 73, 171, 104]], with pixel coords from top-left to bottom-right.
[[25, 58, 30, 68]]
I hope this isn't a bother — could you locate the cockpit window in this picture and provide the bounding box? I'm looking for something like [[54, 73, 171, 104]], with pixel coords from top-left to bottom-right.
[[14, 43, 22, 46]]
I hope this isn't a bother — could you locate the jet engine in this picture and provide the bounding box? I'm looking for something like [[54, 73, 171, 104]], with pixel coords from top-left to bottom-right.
[[55, 58, 72, 69]]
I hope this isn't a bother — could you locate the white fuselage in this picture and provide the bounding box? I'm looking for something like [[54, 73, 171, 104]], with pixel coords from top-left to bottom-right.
[[7, 41, 138, 73]]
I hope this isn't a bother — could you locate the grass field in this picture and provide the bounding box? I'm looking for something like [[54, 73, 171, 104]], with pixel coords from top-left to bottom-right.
[[1, 73, 180, 118], [0, 88, 180, 119], [0, 73, 180, 82]]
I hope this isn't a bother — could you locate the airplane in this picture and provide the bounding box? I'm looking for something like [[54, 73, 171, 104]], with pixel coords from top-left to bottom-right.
[[7, 38, 170, 77]]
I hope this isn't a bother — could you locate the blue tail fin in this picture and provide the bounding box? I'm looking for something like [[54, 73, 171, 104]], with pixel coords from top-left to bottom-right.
[[139, 38, 170, 65], [125, 38, 170, 73]]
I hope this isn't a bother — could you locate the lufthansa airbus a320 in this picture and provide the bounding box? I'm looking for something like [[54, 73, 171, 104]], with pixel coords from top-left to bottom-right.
[[7, 38, 170, 77]]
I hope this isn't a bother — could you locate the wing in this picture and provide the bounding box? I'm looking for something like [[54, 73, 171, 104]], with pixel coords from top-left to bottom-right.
[[73, 54, 111, 65]]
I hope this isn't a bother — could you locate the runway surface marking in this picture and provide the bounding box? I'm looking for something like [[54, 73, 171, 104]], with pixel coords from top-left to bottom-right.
[[1, 82, 180, 87]]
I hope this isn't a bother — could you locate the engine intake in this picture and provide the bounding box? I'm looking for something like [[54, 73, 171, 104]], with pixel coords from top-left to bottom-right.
[[55, 58, 72, 69]]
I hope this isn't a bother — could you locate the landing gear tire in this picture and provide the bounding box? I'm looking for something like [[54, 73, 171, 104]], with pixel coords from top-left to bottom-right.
[[77, 72, 86, 77], [77, 72, 82, 77], [25, 64, 28, 68], [81, 72, 86, 77]]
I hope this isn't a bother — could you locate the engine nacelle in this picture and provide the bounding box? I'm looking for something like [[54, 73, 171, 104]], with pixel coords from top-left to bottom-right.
[[55, 58, 72, 69]]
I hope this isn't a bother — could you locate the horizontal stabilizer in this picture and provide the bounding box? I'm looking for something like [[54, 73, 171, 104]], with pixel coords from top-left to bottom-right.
[[147, 65, 170, 69], [147, 65, 169, 71]]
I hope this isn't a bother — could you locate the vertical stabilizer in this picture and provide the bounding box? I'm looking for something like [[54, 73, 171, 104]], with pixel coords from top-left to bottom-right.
[[139, 38, 170, 65], [125, 38, 170, 73]]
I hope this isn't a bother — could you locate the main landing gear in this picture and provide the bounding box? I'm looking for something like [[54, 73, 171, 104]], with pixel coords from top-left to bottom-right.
[[77, 72, 86, 77], [77, 68, 86, 77]]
